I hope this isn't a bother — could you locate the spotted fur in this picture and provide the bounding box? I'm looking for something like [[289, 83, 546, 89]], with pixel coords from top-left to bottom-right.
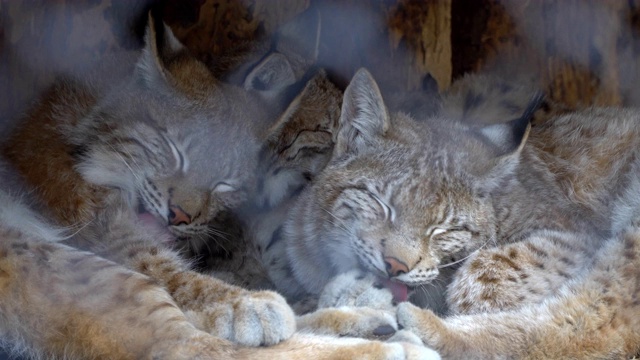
[[0, 184, 437, 359], [281, 68, 640, 358], [0, 12, 440, 359]]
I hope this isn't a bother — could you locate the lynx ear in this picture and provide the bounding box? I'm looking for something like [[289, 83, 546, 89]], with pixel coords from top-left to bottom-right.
[[275, 8, 321, 77], [243, 8, 321, 95], [477, 92, 544, 156], [257, 71, 342, 207], [472, 93, 544, 191], [244, 53, 296, 93], [335, 68, 390, 157], [136, 11, 186, 87]]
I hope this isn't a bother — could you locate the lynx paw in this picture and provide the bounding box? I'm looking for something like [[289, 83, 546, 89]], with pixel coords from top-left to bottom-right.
[[380, 340, 442, 360], [388, 329, 426, 346], [297, 306, 399, 338], [319, 270, 394, 310], [396, 302, 447, 348], [186, 290, 295, 347], [237, 333, 440, 360], [150, 333, 233, 360], [398, 342, 442, 360]]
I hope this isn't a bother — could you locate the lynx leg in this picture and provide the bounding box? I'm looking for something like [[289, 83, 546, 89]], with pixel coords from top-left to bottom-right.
[[237, 333, 441, 360], [171, 273, 296, 346], [295, 271, 400, 338], [447, 230, 591, 314], [0, 229, 235, 359], [87, 208, 296, 347], [296, 307, 398, 338], [397, 228, 640, 359]]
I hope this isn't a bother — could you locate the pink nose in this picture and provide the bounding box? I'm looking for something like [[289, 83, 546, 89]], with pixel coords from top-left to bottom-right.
[[168, 205, 191, 226], [384, 256, 409, 277]]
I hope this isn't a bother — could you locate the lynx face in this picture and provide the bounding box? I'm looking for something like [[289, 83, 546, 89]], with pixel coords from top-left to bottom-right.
[[287, 69, 538, 299], [71, 22, 299, 245], [323, 156, 493, 286]]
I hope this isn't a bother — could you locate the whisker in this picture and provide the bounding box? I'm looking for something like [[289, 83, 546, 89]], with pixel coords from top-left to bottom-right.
[[53, 212, 102, 240], [202, 230, 230, 253], [115, 137, 144, 174], [205, 226, 231, 237], [205, 228, 231, 242], [319, 205, 352, 235], [105, 142, 142, 183], [188, 232, 214, 257]]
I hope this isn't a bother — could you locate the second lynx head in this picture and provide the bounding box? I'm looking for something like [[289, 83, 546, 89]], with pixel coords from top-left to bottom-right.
[[72, 16, 309, 242], [286, 69, 539, 295]]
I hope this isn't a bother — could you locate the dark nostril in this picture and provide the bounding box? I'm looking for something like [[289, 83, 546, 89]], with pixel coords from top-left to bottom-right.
[[384, 256, 409, 277], [168, 205, 191, 226]]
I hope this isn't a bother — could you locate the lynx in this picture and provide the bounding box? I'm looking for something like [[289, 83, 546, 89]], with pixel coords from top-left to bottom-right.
[[0, 13, 436, 360], [280, 68, 640, 358], [0, 184, 436, 359]]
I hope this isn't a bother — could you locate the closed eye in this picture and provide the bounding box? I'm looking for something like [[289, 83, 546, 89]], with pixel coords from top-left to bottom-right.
[[214, 182, 236, 193], [432, 228, 447, 236], [163, 134, 188, 174], [372, 194, 395, 222], [431, 227, 470, 237]]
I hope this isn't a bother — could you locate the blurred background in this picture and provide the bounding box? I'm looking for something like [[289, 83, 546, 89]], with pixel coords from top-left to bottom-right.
[[3, 0, 640, 128], [1, 0, 640, 358]]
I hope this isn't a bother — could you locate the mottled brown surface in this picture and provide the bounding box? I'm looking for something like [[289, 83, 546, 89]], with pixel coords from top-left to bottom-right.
[[3, 80, 108, 229], [4, 0, 640, 124], [460, 0, 633, 108], [1, 1, 640, 358]]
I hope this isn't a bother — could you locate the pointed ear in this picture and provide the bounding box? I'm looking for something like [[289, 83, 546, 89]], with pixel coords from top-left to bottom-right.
[[274, 8, 321, 77], [136, 11, 186, 87], [335, 68, 390, 157], [264, 70, 341, 161], [477, 92, 544, 156], [244, 53, 296, 93], [471, 93, 544, 192], [257, 71, 342, 207]]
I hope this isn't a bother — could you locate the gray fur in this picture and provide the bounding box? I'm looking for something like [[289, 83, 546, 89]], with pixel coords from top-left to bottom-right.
[[276, 68, 640, 357]]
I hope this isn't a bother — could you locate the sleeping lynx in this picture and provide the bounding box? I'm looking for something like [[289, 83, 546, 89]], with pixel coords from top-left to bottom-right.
[[280, 68, 640, 358], [0, 13, 435, 360]]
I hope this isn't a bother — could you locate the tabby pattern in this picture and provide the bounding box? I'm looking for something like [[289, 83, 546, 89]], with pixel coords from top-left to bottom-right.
[[0, 11, 438, 359], [280, 68, 640, 358]]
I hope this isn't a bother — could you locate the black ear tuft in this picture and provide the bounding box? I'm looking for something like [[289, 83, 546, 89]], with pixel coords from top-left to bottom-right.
[[479, 91, 544, 156], [516, 91, 545, 134], [421, 73, 439, 94], [136, 11, 187, 87]]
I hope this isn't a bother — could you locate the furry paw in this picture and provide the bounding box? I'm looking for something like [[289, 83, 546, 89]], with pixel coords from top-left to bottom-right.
[[186, 290, 295, 347], [381, 340, 442, 360], [388, 329, 426, 346], [398, 342, 442, 360], [319, 270, 394, 310], [237, 333, 440, 360], [297, 306, 398, 338], [396, 302, 447, 348], [150, 332, 233, 360]]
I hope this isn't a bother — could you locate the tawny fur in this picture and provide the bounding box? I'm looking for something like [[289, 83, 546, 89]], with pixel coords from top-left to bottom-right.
[[280, 68, 640, 358], [0, 13, 438, 360]]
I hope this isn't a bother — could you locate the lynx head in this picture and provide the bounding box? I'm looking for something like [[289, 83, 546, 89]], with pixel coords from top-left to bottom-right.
[[71, 14, 310, 244], [309, 68, 541, 298]]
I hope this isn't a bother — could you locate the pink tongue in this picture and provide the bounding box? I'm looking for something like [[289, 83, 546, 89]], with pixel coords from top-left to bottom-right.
[[380, 278, 409, 303]]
